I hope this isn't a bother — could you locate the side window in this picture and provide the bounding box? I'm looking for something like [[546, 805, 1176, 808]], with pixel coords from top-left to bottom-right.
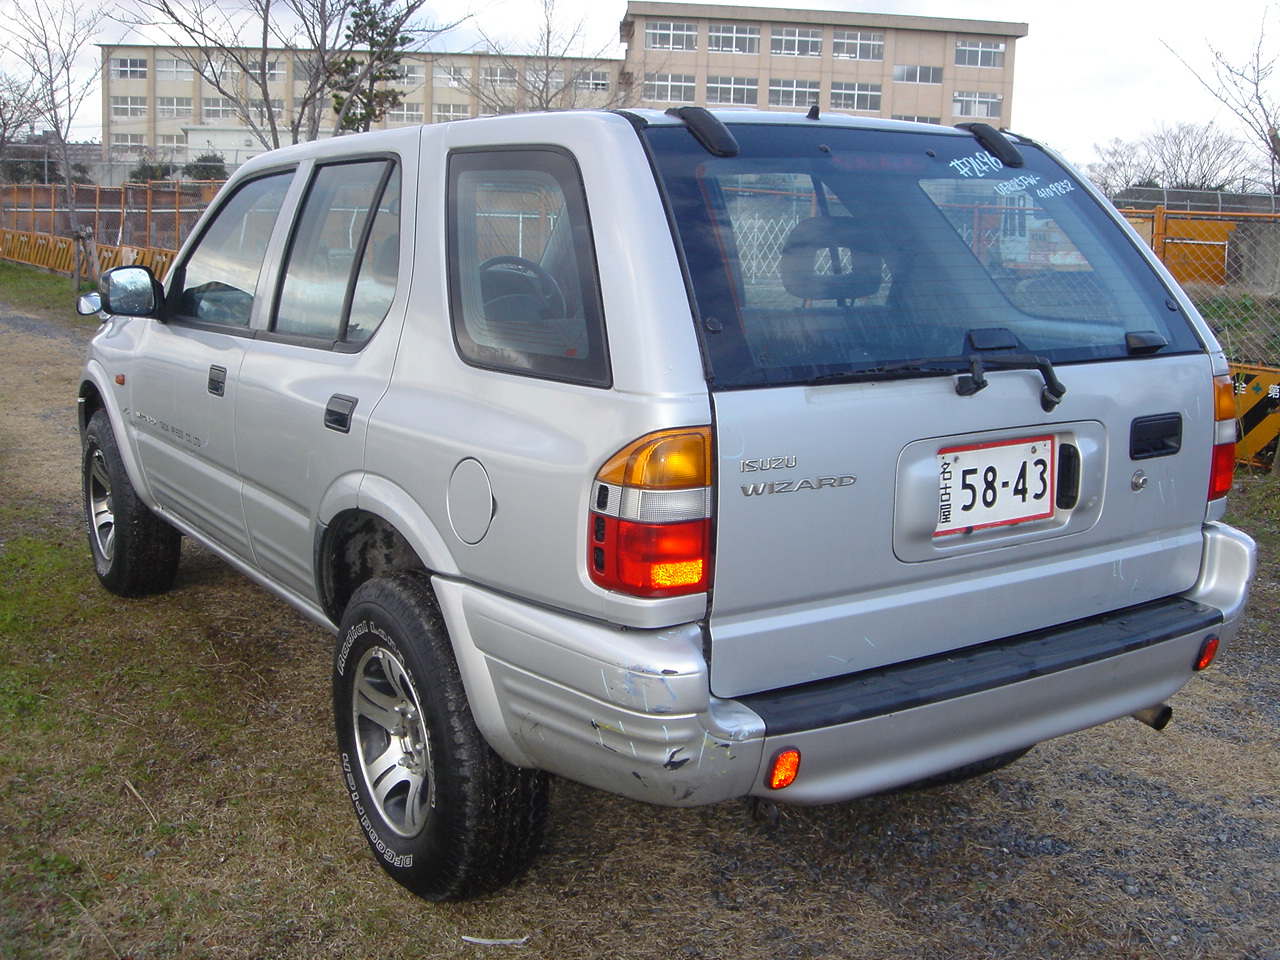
[[274, 159, 400, 344], [448, 149, 609, 386], [173, 171, 293, 326]]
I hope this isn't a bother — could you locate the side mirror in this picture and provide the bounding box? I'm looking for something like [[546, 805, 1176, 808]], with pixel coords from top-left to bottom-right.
[[76, 292, 103, 316], [98, 265, 162, 317]]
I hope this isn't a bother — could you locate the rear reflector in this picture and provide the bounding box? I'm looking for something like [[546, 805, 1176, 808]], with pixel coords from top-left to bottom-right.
[[768, 748, 801, 790], [1195, 635, 1220, 671]]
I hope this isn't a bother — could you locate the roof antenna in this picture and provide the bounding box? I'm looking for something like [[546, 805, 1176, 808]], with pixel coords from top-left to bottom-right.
[[806, 104, 820, 121]]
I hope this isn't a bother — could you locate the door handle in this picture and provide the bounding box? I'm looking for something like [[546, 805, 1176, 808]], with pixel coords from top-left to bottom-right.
[[325, 394, 358, 434], [207, 365, 227, 397]]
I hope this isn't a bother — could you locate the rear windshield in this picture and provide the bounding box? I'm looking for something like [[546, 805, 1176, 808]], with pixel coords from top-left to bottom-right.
[[644, 123, 1202, 388]]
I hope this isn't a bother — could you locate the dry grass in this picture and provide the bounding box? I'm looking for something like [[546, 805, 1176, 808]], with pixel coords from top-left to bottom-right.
[[1, 274, 1277, 959]]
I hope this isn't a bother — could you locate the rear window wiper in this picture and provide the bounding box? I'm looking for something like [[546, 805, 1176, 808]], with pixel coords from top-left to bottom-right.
[[807, 353, 1066, 411]]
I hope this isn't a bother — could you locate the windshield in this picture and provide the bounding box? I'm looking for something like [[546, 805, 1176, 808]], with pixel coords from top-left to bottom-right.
[[644, 123, 1201, 388]]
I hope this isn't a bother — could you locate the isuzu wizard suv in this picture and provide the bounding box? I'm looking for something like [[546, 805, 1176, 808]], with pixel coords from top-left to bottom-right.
[[78, 107, 1256, 899]]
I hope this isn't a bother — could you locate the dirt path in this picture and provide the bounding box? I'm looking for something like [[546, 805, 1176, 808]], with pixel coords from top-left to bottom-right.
[[1, 300, 1278, 959]]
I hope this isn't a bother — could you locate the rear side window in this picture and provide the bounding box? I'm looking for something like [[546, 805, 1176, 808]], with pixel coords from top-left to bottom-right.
[[447, 148, 609, 386], [274, 159, 400, 345], [172, 171, 293, 326], [645, 124, 1202, 388]]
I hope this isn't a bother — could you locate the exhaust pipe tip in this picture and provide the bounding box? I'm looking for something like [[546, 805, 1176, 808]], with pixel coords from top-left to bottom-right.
[[1132, 703, 1173, 731]]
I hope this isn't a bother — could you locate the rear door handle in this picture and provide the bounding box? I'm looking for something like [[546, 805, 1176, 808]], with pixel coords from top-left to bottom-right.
[[324, 394, 358, 433], [207, 365, 227, 396]]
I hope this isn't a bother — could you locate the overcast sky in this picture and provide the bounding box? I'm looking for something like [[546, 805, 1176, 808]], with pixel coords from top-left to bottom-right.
[[439, 0, 1274, 168]]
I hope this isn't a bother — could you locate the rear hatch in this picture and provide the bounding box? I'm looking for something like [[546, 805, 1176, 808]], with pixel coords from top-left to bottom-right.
[[643, 117, 1214, 699]]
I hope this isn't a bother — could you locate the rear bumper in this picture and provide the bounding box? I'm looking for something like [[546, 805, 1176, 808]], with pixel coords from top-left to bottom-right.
[[436, 522, 1254, 807]]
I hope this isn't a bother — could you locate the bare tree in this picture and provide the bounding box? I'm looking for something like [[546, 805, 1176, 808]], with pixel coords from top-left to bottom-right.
[[126, 0, 457, 148], [8, 0, 104, 283], [1086, 123, 1262, 196], [471, 0, 625, 114], [0, 71, 46, 178], [1164, 13, 1280, 191]]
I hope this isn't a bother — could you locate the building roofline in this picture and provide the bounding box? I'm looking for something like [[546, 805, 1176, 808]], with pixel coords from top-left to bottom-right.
[[620, 2, 1029, 38]]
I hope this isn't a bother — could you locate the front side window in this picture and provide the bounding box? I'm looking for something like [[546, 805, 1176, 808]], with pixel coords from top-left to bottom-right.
[[273, 160, 400, 345], [172, 171, 293, 327], [645, 123, 1201, 389], [645, 21, 698, 51], [448, 149, 609, 386]]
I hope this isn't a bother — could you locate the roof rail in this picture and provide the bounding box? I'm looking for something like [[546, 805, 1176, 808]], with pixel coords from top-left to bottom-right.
[[664, 106, 739, 158], [955, 121, 1024, 168]]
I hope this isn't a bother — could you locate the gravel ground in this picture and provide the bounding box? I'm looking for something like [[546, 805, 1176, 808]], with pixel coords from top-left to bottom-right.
[[2, 300, 1278, 960]]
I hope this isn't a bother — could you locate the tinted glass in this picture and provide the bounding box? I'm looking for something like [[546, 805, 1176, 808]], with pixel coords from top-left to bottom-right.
[[448, 149, 609, 386], [645, 124, 1202, 388], [274, 160, 399, 344], [174, 172, 293, 326]]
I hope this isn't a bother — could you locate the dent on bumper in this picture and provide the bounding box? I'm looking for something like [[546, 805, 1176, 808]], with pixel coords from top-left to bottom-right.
[[432, 521, 1255, 808]]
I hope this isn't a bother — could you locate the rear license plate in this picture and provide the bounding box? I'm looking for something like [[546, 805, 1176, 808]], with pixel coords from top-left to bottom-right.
[[935, 435, 1056, 537]]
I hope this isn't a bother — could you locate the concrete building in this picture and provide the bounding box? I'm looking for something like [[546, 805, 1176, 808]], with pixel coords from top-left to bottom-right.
[[97, 3, 1027, 182], [618, 2, 1027, 124]]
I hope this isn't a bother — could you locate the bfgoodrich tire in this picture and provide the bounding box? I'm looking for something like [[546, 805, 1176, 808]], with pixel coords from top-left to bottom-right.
[[333, 573, 550, 901], [82, 409, 181, 597]]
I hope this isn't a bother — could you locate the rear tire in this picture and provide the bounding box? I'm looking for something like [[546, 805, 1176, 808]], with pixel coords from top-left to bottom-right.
[[333, 573, 549, 901], [82, 409, 181, 596]]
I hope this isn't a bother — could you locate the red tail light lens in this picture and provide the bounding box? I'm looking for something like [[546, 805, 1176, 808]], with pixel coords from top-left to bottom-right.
[[1209, 375, 1237, 501], [589, 427, 712, 598]]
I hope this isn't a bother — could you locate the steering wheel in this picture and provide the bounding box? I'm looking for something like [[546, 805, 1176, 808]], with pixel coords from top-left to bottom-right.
[[478, 255, 567, 319]]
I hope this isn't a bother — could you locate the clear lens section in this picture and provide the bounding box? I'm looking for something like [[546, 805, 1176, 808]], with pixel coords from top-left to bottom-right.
[[618, 486, 713, 524]]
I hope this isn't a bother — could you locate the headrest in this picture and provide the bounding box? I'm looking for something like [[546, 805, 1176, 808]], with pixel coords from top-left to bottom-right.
[[779, 217, 884, 302]]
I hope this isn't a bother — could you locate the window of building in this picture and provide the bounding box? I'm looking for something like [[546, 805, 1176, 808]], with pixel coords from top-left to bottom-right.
[[529, 67, 565, 91], [434, 64, 471, 86], [158, 134, 188, 148], [390, 63, 426, 83], [767, 78, 820, 107], [274, 160, 400, 344], [706, 76, 758, 106], [202, 98, 238, 122], [574, 70, 611, 92], [955, 40, 1006, 68], [448, 149, 610, 386], [480, 66, 518, 88], [771, 27, 822, 58], [830, 82, 880, 112], [215, 61, 241, 84], [156, 97, 193, 119], [893, 65, 944, 84], [434, 103, 471, 122], [155, 58, 194, 82], [952, 90, 1003, 119], [387, 103, 425, 124], [248, 98, 284, 122], [256, 61, 286, 82], [708, 23, 759, 54], [831, 30, 883, 61], [645, 21, 698, 51], [110, 58, 148, 80], [892, 114, 942, 124], [644, 73, 696, 102], [110, 134, 145, 150], [110, 96, 147, 118]]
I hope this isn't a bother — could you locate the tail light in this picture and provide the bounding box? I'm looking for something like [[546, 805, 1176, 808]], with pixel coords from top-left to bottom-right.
[[588, 427, 712, 598], [1208, 375, 1237, 501]]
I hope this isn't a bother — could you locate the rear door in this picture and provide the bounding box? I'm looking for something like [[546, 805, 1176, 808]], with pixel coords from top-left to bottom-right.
[[645, 122, 1213, 698]]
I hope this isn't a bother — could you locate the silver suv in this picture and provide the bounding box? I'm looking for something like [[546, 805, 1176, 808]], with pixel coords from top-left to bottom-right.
[[78, 108, 1256, 900]]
